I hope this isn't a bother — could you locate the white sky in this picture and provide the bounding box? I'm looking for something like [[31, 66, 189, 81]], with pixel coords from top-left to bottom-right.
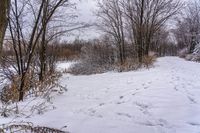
[[66, 0, 100, 41], [68, 0, 192, 41], [77, 0, 97, 23]]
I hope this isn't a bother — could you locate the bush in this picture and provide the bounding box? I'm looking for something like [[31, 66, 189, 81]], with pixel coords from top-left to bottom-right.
[[0, 71, 64, 104], [178, 48, 189, 58], [0, 73, 33, 103], [81, 42, 115, 65], [185, 54, 193, 61], [0, 72, 67, 118], [68, 39, 156, 75], [179, 43, 200, 62], [143, 55, 157, 68], [68, 41, 116, 75], [1, 82, 20, 104], [69, 57, 156, 75]]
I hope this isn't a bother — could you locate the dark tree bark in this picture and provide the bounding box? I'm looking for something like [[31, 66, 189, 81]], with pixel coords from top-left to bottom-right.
[[138, 0, 145, 63], [0, 0, 10, 59], [39, 0, 49, 81]]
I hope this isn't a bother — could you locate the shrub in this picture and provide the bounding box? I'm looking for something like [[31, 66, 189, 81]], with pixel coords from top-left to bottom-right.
[[0, 73, 33, 103], [68, 39, 157, 75], [0, 71, 64, 104], [179, 43, 200, 62], [185, 54, 193, 61], [69, 62, 108, 75], [143, 55, 157, 69], [179, 48, 189, 58], [81, 43, 115, 65], [69, 57, 155, 75], [69, 42, 116, 75]]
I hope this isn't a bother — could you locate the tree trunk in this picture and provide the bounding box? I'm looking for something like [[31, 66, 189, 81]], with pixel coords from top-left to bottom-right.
[[145, 36, 151, 56], [118, 41, 124, 65], [138, 0, 145, 63], [39, 0, 48, 81], [18, 73, 26, 101], [0, 0, 10, 58]]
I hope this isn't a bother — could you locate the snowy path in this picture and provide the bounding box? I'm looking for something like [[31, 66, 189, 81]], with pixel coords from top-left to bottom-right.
[[1, 57, 200, 133]]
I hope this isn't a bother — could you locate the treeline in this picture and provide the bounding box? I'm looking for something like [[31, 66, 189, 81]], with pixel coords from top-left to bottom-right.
[[174, 0, 200, 61], [95, 0, 182, 64], [4, 36, 177, 62], [54, 35, 176, 75]]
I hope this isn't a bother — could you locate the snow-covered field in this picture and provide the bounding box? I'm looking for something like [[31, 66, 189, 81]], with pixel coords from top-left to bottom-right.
[[1, 57, 200, 133]]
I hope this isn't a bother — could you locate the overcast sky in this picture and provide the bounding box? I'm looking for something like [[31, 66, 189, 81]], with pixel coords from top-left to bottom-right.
[[77, 0, 97, 23], [68, 0, 191, 41], [66, 0, 99, 41]]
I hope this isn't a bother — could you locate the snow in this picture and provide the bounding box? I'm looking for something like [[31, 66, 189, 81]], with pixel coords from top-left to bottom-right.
[[56, 61, 77, 72], [1, 57, 200, 133]]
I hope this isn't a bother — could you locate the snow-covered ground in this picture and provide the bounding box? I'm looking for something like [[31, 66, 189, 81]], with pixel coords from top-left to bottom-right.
[[1, 57, 200, 133], [56, 61, 77, 72]]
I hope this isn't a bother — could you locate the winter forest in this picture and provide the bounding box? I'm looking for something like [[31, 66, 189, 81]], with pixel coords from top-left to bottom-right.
[[0, 0, 200, 132]]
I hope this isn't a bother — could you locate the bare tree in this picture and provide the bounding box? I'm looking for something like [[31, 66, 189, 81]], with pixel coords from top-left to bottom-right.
[[122, 0, 183, 62], [97, 0, 183, 63], [5, 0, 73, 101], [37, 0, 88, 81], [97, 0, 126, 65], [174, 0, 200, 53]]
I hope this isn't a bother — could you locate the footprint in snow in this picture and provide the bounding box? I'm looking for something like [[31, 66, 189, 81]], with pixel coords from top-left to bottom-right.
[[176, 76, 180, 81], [87, 108, 103, 118], [116, 112, 132, 119], [187, 96, 197, 104], [135, 102, 151, 116], [173, 86, 178, 91], [142, 83, 149, 89], [99, 103, 105, 106], [116, 101, 126, 105], [139, 119, 169, 128], [142, 82, 151, 89], [119, 96, 124, 99], [158, 119, 169, 127], [188, 122, 200, 126], [144, 86, 149, 89], [132, 92, 138, 96], [135, 102, 149, 109], [148, 81, 152, 84], [138, 120, 158, 127]]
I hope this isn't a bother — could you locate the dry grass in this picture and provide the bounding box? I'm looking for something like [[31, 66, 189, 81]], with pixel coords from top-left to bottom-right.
[[143, 55, 157, 69], [0, 74, 32, 103], [0, 122, 68, 133], [0, 71, 64, 104]]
